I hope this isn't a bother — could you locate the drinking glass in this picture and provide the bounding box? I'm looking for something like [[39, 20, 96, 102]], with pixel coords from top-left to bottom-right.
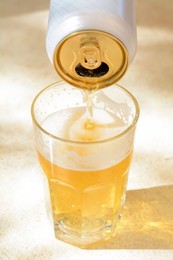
[[31, 81, 139, 247]]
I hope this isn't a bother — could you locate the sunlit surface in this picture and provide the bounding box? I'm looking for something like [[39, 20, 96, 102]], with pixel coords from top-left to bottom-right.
[[89, 185, 173, 249], [0, 0, 173, 258]]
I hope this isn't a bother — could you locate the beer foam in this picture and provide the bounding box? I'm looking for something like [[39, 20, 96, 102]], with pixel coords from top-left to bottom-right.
[[40, 107, 133, 170], [42, 107, 127, 142]]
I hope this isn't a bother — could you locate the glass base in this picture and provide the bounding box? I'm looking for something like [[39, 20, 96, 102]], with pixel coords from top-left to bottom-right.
[[54, 214, 121, 248]]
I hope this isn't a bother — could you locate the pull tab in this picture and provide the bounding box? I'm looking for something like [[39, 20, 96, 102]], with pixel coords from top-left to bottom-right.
[[79, 42, 102, 70]]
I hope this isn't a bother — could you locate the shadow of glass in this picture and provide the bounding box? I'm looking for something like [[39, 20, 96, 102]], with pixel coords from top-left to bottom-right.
[[88, 185, 173, 249]]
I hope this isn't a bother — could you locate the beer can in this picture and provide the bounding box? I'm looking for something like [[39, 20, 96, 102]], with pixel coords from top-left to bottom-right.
[[46, 0, 137, 89]]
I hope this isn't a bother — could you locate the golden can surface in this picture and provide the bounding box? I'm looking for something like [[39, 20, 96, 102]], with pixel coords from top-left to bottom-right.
[[53, 30, 128, 89]]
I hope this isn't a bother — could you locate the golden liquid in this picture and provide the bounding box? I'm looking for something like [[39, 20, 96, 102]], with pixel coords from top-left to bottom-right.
[[38, 150, 132, 245], [84, 89, 95, 130], [38, 90, 132, 246]]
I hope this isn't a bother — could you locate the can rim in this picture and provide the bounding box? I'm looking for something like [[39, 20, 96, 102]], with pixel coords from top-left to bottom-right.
[[53, 30, 129, 90]]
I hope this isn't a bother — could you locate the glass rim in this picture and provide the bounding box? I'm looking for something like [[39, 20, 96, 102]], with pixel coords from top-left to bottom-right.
[[31, 81, 140, 145]]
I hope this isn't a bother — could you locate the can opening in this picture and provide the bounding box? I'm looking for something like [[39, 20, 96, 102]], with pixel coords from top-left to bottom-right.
[[75, 62, 109, 78], [53, 30, 128, 89]]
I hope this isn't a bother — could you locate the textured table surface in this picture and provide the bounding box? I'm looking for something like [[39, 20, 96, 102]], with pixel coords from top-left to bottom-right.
[[0, 0, 173, 259]]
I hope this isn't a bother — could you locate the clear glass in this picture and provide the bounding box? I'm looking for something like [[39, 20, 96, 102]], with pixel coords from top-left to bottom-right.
[[31, 81, 139, 248]]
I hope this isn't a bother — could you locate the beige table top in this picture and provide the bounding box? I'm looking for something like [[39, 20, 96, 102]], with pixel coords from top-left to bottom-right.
[[0, 0, 173, 259]]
